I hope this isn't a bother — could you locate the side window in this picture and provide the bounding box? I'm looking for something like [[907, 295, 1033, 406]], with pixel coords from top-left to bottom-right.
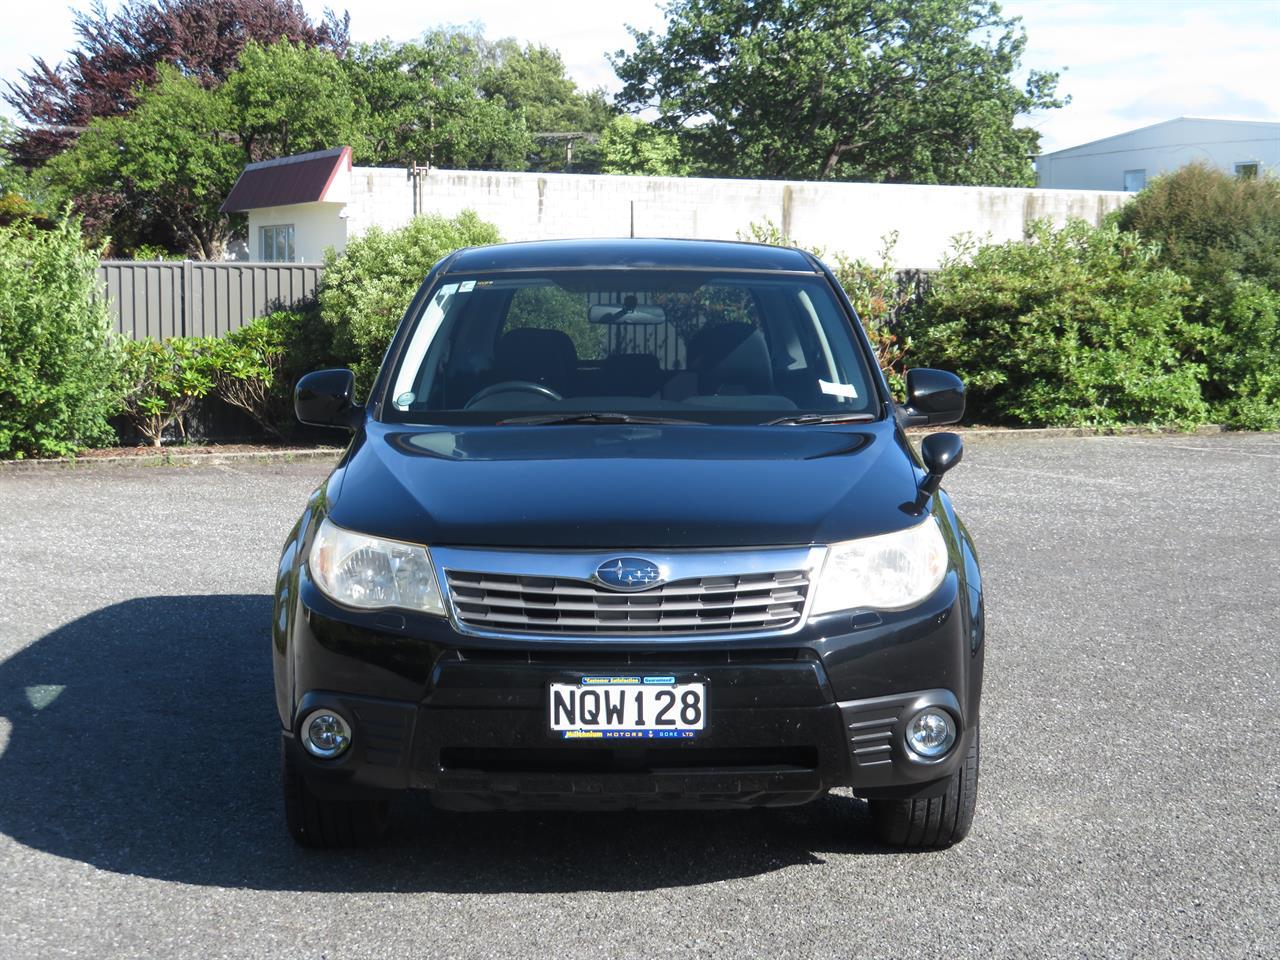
[[504, 285, 604, 360]]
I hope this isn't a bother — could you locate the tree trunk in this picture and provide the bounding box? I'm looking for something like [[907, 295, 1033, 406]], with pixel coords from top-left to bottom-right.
[[819, 142, 847, 179]]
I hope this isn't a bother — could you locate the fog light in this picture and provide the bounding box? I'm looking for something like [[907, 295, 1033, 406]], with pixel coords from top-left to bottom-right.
[[302, 710, 352, 759], [906, 708, 956, 758]]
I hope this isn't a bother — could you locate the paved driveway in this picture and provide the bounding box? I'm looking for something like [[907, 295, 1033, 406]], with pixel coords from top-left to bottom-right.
[[0, 433, 1276, 959]]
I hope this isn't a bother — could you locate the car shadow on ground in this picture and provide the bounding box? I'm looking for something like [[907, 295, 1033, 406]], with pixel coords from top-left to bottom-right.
[[0, 595, 900, 893]]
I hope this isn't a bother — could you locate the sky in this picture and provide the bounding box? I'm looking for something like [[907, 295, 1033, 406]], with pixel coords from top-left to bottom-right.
[[1, 0, 1277, 154]]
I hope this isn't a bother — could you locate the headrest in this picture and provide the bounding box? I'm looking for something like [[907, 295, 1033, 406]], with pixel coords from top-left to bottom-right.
[[495, 328, 578, 391], [689, 322, 773, 396]]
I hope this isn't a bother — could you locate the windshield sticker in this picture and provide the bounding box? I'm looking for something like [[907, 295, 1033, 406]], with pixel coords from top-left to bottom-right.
[[819, 379, 858, 399], [458, 280, 476, 292], [394, 391, 415, 409]]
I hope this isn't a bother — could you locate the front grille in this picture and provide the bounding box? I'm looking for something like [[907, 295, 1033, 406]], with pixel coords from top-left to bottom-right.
[[452, 647, 813, 666], [445, 569, 811, 636]]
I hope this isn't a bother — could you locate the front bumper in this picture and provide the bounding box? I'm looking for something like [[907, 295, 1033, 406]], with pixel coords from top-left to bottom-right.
[[280, 568, 983, 809]]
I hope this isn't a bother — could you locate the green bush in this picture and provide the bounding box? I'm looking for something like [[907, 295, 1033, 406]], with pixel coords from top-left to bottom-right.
[[0, 212, 120, 459], [1116, 164, 1280, 429], [908, 220, 1208, 427], [1114, 163, 1280, 292], [210, 307, 335, 438], [117, 337, 217, 446], [318, 211, 500, 393], [210, 318, 286, 438], [1202, 281, 1280, 430]]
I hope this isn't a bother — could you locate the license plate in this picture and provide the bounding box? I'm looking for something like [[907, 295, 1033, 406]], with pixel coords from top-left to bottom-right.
[[549, 676, 706, 740]]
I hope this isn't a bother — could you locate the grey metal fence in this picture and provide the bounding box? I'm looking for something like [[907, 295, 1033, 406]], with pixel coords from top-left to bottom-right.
[[98, 260, 323, 339]]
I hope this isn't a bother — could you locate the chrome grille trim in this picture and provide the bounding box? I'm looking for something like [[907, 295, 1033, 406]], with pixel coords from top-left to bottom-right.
[[431, 546, 826, 642]]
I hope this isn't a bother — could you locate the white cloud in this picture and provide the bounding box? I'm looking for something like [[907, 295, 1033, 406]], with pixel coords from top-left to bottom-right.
[[1005, 0, 1280, 152]]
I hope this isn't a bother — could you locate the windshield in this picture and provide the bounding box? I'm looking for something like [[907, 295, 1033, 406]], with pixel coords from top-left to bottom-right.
[[382, 269, 880, 424]]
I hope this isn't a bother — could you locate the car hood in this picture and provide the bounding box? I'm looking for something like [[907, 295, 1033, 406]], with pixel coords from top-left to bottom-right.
[[326, 420, 923, 549]]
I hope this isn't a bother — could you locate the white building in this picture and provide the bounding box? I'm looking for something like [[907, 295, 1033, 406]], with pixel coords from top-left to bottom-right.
[[1035, 117, 1279, 192], [223, 147, 1131, 269]]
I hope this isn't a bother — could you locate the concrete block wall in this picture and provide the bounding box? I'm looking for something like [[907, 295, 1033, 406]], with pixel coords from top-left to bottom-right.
[[344, 168, 416, 240], [336, 166, 1132, 269]]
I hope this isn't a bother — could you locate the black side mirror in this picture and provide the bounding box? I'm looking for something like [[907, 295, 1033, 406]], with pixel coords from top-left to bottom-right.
[[902, 369, 965, 426], [914, 432, 964, 511], [295, 368, 363, 430]]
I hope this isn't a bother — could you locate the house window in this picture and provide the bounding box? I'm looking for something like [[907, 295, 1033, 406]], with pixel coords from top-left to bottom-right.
[[1235, 162, 1260, 180], [259, 224, 295, 262], [1123, 169, 1146, 192]]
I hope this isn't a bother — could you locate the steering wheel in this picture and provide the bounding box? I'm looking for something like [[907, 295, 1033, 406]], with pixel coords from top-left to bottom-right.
[[464, 380, 563, 409]]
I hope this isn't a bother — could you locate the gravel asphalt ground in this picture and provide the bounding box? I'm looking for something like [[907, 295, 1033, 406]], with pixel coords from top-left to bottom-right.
[[0, 432, 1276, 960]]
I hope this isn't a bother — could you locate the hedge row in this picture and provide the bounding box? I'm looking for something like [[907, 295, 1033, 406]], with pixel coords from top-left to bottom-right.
[[905, 165, 1280, 429], [114, 309, 329, 447], [0, 210, 479, 458], [2, 166, 1276, 459]]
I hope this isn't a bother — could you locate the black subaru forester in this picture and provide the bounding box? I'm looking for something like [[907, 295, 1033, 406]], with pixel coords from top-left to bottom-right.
[[274, 238, 983, 849]]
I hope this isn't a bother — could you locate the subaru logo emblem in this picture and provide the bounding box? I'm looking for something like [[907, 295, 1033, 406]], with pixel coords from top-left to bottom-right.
[[594, 557, 664, 592]]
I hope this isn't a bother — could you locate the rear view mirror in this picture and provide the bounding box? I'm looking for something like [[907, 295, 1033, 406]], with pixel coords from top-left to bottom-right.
[[295, 368, 363, 430], [588, 302, 667, 324], [901, 368, 965, 426], [912, 431, 965, 511]]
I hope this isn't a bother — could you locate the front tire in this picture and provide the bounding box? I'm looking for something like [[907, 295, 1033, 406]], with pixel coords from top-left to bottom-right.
[[868, 726, 979, 848], [282, 747, 390, 848]]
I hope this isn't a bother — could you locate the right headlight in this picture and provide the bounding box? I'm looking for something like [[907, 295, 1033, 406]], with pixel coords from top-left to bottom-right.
[[307, 517, 445, 615], [810, 516, 949, 615]]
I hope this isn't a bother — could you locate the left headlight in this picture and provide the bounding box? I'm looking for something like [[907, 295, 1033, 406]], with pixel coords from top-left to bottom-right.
[[307, 517, 446, 616], [810, 516, 949, 615]]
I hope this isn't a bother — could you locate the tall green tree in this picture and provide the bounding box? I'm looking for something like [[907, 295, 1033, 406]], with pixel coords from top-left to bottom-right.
[[599, 116, 689, 176], [612, 0, 1065, 184], [224, 40, 365, 161], [344, 34, 532, 171], [43, 66, 240, 258], [481, 40, 613, 135], [481, 39, 613, 171]]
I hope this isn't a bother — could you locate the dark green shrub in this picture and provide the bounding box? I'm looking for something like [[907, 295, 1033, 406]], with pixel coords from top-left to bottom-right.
[[318, 211, 501, 393], [117, 337, 217, 446], [210, 318, 286, 438], [210, 307, 335, 438], [1202, 281, 1280, 430], [908, 220, 1208, 427], [0, 212, 120, 459], [1115, 163, 1280, 292], [1116, 164, 1280, 428]]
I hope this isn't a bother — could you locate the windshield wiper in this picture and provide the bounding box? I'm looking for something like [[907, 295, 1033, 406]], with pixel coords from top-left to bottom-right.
[[497, 412, 706, 426], [765, 413, 877, 426]]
